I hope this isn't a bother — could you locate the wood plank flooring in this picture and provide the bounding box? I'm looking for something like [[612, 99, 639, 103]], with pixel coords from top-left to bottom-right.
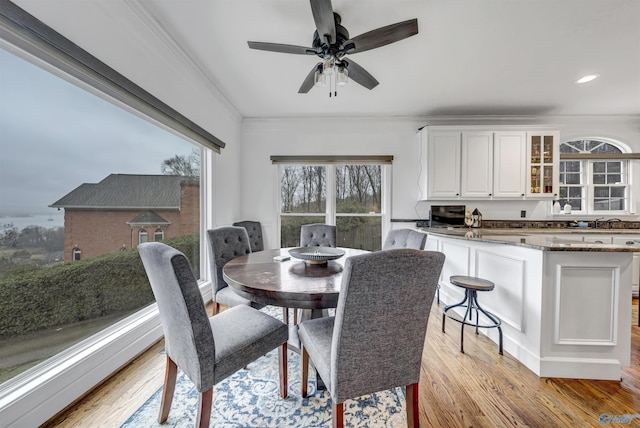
[[43, 299, 640, 428]]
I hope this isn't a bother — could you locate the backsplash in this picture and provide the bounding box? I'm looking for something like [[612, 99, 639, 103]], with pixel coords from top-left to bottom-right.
[[480, 219, 640, 230]]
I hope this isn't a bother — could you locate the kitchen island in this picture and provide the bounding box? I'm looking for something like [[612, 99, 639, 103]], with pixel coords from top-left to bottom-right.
[[423, 227, 639, 380]]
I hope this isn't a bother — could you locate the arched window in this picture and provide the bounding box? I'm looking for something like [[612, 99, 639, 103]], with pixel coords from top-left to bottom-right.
[[559, 139, 630, 213], [72, 247, 81, 261], [138, 228, 148, 244], [154, 228, 164, 241]]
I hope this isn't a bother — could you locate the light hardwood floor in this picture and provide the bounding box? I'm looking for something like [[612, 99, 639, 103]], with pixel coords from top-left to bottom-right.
[[43, 299, 640, 428]]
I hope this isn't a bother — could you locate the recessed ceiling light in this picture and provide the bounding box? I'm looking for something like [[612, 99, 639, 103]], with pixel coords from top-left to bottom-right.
[[576, 74, 599, 84]]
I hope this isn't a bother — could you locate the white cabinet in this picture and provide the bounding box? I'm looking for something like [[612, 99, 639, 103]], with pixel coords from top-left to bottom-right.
[[461, 131, 493, 197], [421, 126, 554, 200], [493, 131, 527, 198], [526, 131, 560, 198], [612, 236, 640, 296], [424, 130, 461, 198]]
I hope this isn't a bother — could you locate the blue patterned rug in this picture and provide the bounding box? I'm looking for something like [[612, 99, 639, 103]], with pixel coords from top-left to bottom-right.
[[121, 310, 407, 427]]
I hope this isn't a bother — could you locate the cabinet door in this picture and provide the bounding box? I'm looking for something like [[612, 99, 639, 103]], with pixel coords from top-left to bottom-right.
[[461, 131, 493, 198], [493, 131, 526, 198], [427, 131, 461, 198], [611, 236, 640, 294], [527, 131, 559, 198]]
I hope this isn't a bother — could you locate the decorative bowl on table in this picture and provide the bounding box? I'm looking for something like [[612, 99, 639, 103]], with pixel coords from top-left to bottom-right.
[[288, 246, 346, 265]]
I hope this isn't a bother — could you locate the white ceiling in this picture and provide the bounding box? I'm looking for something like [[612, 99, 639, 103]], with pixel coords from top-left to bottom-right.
[[11, 0, 640, 119]]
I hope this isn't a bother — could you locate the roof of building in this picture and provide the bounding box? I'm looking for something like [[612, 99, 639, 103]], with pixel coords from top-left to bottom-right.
[[49, 174, 197, 209], [127, 210, 171, 226]]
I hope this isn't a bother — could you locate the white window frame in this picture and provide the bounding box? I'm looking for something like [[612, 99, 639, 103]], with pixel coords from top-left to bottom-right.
[[559, 139, 632, 215], [277, 163, 391, 248], [0, 6, 218, 426]]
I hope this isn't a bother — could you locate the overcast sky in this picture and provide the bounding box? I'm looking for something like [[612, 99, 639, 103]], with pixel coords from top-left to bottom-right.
[[0, 48, 195, 217]]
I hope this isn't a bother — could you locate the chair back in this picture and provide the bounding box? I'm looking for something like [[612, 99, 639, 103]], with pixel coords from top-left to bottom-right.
[[138, 242, 215, 391], [207, 226, 252, 295], [330, 249, 445, 403], [382, 228, 427, 250], [233, 220, 264, 252], [300, 223, 337, 247]]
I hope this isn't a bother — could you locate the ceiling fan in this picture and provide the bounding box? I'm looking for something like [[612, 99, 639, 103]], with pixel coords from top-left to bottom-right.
[[247, 0, 418, 94]]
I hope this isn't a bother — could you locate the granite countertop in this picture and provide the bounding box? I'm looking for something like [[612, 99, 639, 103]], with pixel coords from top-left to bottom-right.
[[422, 227, 640, 252]]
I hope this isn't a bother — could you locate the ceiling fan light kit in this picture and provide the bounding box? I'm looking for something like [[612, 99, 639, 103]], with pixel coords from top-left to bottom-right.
[[248, 0, 418, 96]]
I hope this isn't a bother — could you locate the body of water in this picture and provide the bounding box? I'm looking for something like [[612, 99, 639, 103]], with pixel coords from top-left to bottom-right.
[[0, 213, 64, 231]]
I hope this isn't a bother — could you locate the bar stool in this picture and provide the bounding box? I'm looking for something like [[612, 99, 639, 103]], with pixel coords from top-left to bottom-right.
[[442, 275, 503, 355]]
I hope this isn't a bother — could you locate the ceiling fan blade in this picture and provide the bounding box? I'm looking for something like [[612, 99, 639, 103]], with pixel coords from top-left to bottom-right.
[[343, 59, 379, 90], [310, 0, 336, 44], [346, 18, 418, 54], [248, 41, 318, 55], [299, 62, 322, 93]]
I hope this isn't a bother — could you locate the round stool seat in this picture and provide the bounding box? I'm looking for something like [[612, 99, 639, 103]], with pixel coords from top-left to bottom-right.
[[450, 275, 494, 291]]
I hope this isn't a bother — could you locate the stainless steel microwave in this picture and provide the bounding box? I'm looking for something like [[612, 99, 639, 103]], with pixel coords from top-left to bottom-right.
[[430, 205, 466, 228]]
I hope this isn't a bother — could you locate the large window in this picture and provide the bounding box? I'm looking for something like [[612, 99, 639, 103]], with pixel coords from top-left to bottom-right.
[[559, 139, 630, 214], [279, 162, 387, 251], [0, 47, 202, 392], [0, 3, 224, 424]]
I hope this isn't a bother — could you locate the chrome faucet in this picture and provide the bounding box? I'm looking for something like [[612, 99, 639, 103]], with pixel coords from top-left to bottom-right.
[[594, 217, 605, 229]]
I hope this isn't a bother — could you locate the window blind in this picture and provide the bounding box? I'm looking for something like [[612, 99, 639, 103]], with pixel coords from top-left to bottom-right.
[[270, 155, 393, 164]]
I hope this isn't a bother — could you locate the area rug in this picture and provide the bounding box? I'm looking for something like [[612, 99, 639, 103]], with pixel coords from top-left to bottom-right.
[[121, 309, 408, 427]]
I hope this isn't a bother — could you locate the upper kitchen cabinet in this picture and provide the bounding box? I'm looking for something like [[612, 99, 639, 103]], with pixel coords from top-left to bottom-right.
[[423, 130, 462, 198], [420, 126, 559, 201], [493, 131, 527, 198], [420, 129, 492, 199], [461, 131, 493, 197], [526, 131, 560, 198]]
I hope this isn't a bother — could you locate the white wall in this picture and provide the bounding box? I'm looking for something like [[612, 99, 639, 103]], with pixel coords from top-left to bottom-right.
[[240, 115, 640, 246], [240, 117, 424, 248]]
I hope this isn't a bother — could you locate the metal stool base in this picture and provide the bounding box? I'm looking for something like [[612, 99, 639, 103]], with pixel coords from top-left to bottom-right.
[[442, 288, 503, 355]]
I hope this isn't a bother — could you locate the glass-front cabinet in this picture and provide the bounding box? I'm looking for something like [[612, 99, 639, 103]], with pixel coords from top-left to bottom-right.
[[526, 131, 559, 197]]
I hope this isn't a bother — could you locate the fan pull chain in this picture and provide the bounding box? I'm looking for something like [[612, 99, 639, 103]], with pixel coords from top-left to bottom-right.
[[328, 72, 337, 97]]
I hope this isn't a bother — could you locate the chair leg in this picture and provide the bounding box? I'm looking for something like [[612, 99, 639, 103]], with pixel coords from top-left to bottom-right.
[[212, 301, 220, 315], [332, 402, 344, 428], [278, 342, 288, 398], [293, 308, 298, 325], [159, 356, 178, 423], [406, 383, 419, 428], [283, 307, 289, 325], [196, 389, 212, 428], [301, 346, 309, 397]]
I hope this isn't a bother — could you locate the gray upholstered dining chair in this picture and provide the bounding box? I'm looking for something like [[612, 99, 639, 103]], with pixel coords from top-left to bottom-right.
[[233, 220, 264, 252], [298, 249, 445, 428], [300, 223, 337, 247], [383, 228, 427, 250], [138, 242, 288, 428], [207, 226, 263, 315]]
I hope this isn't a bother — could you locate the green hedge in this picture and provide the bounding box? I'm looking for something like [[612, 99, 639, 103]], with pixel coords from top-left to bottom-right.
[[0, 234, 199, 339]]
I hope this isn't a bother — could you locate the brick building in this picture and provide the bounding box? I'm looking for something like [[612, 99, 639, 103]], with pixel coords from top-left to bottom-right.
[[50, 174, 199, 262]]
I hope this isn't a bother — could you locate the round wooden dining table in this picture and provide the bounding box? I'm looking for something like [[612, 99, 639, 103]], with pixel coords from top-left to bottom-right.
[[222, 247, 369, 312], [223, 247, 369, 389]]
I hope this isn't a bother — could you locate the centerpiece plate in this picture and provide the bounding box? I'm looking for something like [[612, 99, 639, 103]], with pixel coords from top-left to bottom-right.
[[288, 246, 346, 265]]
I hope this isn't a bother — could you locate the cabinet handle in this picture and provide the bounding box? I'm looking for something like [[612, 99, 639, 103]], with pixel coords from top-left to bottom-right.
[[456, 193, 460, 196], [595, 240, 603, 244], [489, 193, 492, 196], [521, 193, 525, 196], [627, 241, 635, 245]]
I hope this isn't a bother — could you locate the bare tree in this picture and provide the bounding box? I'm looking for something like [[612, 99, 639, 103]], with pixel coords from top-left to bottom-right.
[[161, 148, 200, 177], [281, 167, 300, 212]]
